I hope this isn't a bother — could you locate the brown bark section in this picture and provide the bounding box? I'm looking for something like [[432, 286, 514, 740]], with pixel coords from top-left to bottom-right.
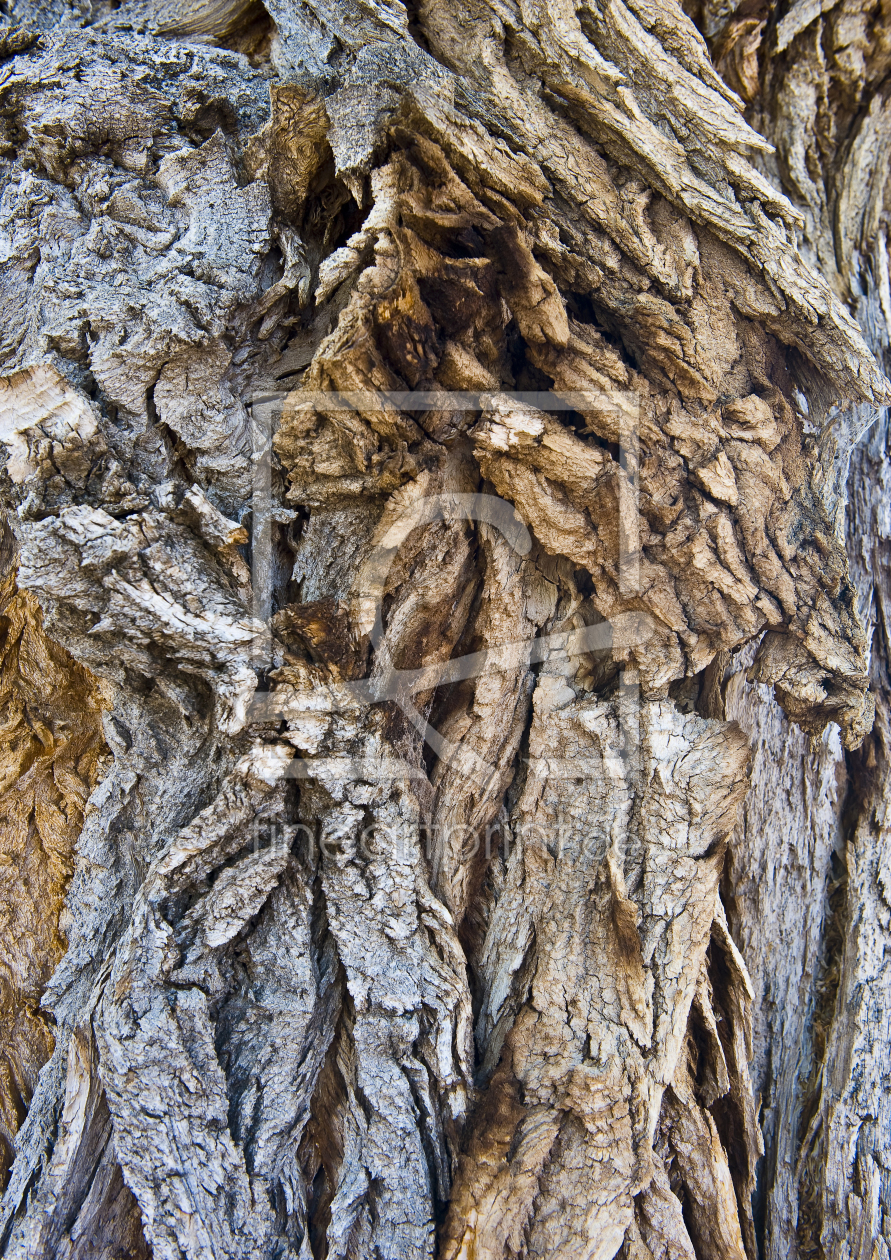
[[0, 536, 106, 1184]]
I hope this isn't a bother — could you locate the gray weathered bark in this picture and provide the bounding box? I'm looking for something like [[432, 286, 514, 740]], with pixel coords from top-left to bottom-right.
[[0, 0, 889, 1257]]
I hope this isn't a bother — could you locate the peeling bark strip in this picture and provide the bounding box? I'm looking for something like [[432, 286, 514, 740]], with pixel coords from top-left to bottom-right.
[[0, 0, 890, 1257]]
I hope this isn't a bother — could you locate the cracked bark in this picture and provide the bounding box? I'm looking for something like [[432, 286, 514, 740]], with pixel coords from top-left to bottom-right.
[[0, 0, 890, 1256]]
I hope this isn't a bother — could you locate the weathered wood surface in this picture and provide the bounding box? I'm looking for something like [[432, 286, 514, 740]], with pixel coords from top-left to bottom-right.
[[0, 0, 889, 1256]]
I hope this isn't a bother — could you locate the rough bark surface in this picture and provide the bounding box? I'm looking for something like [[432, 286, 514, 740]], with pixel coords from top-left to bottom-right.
[[0, 0, 889, 1257]]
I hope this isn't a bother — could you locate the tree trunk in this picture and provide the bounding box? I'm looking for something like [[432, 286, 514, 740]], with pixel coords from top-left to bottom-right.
[[0, 0, 889, 1256]]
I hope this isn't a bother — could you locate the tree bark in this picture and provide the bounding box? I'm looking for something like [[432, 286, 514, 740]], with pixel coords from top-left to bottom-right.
[[0, 0, 889, 1257]]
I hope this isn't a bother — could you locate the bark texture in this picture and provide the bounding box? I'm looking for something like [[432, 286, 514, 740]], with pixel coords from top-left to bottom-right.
[[0, 0, 889, 1257]]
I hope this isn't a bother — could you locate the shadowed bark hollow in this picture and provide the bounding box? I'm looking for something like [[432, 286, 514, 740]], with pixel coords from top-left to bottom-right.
[[0, 0, 890, 1257]]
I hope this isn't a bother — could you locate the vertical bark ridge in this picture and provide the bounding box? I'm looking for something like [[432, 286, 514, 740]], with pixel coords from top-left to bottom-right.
[[686, 3, 891, 1255]]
